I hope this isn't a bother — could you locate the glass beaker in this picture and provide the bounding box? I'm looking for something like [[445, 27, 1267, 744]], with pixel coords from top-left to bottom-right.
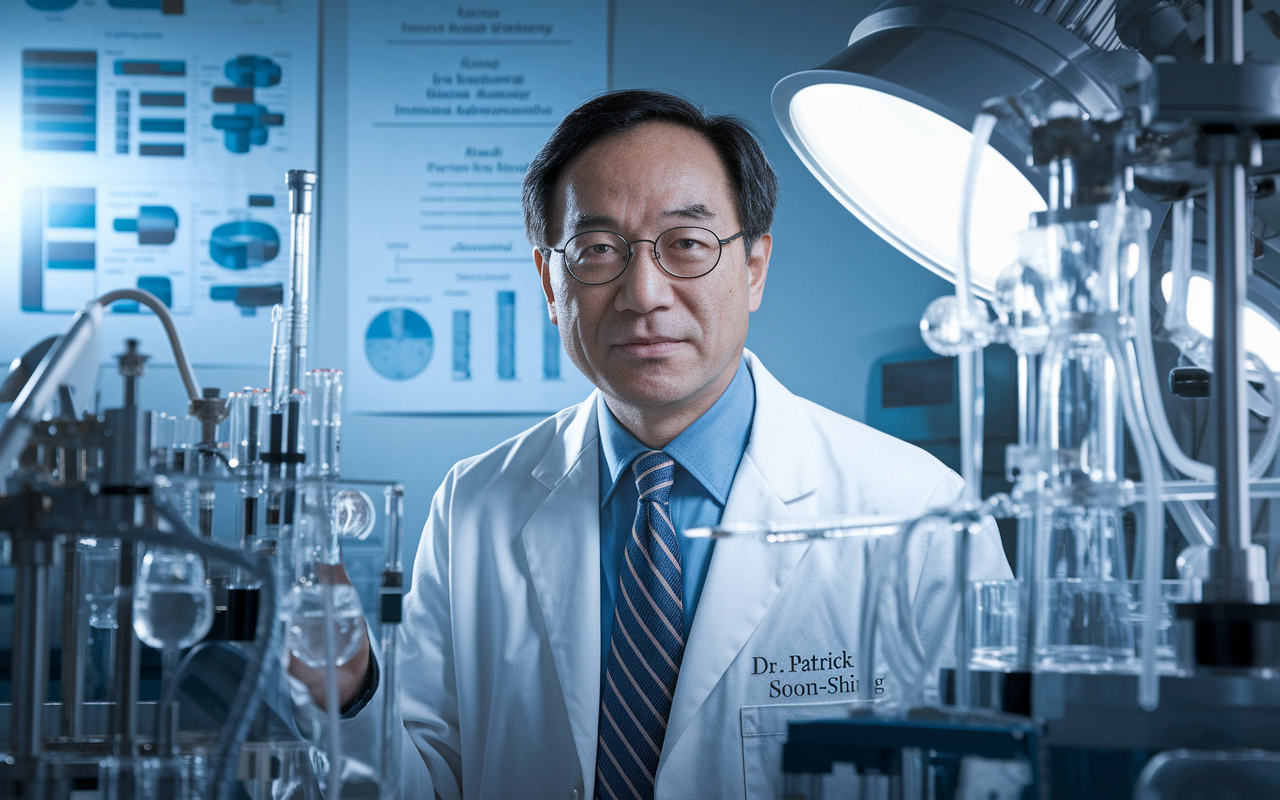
[[969, 579, 1022, 670]]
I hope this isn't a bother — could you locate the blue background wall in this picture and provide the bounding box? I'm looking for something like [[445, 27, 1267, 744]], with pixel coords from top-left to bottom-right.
[[79, 0, 955, 571]]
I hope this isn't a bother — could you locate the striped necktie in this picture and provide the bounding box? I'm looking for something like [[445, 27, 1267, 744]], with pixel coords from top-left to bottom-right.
[[595, 450, 684, 800]]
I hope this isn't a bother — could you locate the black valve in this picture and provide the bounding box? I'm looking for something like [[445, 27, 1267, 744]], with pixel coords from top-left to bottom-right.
[[1170, 366, 1211, 398]]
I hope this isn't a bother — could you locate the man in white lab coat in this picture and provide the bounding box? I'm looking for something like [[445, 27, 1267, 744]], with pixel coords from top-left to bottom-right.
[[336, 89, 1011, 800]]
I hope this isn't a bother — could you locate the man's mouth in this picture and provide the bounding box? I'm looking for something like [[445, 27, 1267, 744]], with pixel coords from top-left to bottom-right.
[[615, 337, 683, 358]]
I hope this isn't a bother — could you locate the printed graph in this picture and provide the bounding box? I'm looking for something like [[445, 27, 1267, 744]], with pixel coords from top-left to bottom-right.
[[23, 50, 96, 153], [452, 309, 471, 380], [209, 221, 280, 270], [366, 308, 433, 380], [543, 314, 561, 379], [211, 55, 284, 154], [21, 187, 96, 312], [497, 291, 515, 380], [113, 205, 178, 245]]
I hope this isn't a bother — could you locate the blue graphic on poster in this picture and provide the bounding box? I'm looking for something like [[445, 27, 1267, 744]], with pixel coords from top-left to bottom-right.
[[1, 1, 318, 368], [365, 308, 434, 380]]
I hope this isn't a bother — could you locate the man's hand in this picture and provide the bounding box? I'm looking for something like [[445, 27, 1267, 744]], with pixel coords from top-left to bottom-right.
[[286, 563, 374, 711]]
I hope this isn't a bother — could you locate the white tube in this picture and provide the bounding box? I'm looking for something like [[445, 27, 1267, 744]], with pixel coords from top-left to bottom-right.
[[1133, 230, 1280, 480], [1165, 199, 1195, 339], [1249, 353, 1280, 479], [95, 288, 201, 402], [1113, 336, 1165, 711], [956, 113, 995, 322], [1133, 235, 1215, 480], [955, 113, 996, 504]]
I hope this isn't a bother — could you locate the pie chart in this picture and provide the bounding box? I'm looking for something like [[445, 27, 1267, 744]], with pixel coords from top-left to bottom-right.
[[210, 221, 280, 270], [365, 308, 433, 380]]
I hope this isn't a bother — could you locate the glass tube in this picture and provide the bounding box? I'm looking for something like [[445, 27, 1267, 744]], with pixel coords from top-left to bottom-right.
[[151, 413, 174, 472], [305, 369, 342, 478]]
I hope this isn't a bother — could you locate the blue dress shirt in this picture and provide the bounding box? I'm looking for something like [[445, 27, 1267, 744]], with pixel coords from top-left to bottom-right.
[[596, 357, 755, 682]]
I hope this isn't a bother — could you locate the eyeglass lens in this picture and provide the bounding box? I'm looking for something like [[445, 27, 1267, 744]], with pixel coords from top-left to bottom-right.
[[563, 227, 723, 283]]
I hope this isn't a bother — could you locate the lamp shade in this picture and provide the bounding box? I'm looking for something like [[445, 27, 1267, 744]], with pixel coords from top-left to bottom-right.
[[773, 0, 1133, 296]]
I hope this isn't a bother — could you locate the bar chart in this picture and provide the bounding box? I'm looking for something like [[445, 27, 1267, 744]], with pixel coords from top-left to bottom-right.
[[22, 50, 96, 153], [21, 187, 96, 312], [4, 0, 318, 370], [452, 310, 472, 381]]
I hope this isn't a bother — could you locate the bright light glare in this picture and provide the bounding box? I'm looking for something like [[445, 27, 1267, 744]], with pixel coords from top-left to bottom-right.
[[789, 83, 1046, 294], [1161, 272, 1280, 370]]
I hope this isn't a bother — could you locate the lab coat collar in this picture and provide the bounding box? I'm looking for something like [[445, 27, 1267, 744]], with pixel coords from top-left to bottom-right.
[[531, 391, 600, 490], [523, 394, 603, 792], [660, 350, 822, 769], [736, 349, 822, 503]]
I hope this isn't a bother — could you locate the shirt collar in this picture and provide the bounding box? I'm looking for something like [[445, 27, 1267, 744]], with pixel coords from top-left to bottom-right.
[[597, 356, 754, 507]]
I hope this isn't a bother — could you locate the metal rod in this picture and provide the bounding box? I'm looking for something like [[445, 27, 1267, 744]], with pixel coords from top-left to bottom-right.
[[61, 537, 86, 738], [10, 538, 51, 761], [1207, 0, 1244, 65], [1211, 155, 1252, 556], [109, 534, 140, 755], [1202, 0, 1261, 602]]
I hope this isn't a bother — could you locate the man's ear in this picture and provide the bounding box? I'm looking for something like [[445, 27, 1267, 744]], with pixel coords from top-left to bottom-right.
[[534, 246, 558, 325], [746, 233, 771, 313]]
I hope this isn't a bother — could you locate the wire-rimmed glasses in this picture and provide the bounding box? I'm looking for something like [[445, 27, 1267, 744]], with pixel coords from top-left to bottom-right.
[[550, 226, 744, 285]]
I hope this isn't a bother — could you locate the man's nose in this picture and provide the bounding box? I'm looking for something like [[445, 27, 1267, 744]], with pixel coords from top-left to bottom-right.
[[614, 243, 673, 313]]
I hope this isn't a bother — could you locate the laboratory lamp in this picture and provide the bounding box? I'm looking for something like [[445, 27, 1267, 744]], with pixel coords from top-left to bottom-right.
[[773, 0, 1143, 296]]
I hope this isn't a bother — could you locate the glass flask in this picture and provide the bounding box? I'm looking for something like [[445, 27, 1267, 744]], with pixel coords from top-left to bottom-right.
[[283, 488, 367, 670], [133, 548, 215, 651], [133, 547, 216, 756], [283, 581, 367, 668]]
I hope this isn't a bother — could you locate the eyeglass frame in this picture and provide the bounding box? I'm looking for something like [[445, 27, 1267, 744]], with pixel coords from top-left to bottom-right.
[[544, 226, 745, 285]]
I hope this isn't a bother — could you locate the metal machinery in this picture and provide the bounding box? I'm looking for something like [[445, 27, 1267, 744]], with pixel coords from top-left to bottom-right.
[[689, 0, 1280, 796], [0, 171, 404, 800]]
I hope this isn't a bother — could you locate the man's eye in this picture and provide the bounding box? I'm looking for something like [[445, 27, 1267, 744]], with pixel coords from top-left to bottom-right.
[[588, 243, 616, 256], [672, 238, 703, 250]]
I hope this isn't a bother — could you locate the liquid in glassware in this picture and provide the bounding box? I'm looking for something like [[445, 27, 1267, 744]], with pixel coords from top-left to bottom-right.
[[285, 583, 366, 668], [134, 587, 215, 650]]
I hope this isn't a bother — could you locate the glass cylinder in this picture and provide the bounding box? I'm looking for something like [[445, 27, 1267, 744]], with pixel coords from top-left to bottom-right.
[[305, 369, 342, 478], [79, 538, 120, 630], [170, 415, 198, 473], [969, 579, 1022, 670], [227, 390, 256, 470], [151, 413, 174, 471]]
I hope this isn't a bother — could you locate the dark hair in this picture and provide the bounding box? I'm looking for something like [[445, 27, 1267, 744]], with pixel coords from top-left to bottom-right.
[[523, 89, 778, 257]]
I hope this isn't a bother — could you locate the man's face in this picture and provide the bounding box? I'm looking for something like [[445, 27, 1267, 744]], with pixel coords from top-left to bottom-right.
[[534, 122, 770, 425]]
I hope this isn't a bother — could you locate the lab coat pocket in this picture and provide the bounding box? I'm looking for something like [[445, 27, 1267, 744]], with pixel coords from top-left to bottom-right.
[[739, 700, 872, 800]]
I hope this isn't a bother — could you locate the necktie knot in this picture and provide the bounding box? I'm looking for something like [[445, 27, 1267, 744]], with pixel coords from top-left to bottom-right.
[[632, 450, 675, 504]]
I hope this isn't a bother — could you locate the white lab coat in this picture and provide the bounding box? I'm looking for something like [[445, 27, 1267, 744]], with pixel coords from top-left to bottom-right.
[[376, 351, 1011, 800]]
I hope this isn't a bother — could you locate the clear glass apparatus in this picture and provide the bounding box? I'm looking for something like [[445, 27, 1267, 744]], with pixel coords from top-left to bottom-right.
[[1006, 201, 1165, 674]]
